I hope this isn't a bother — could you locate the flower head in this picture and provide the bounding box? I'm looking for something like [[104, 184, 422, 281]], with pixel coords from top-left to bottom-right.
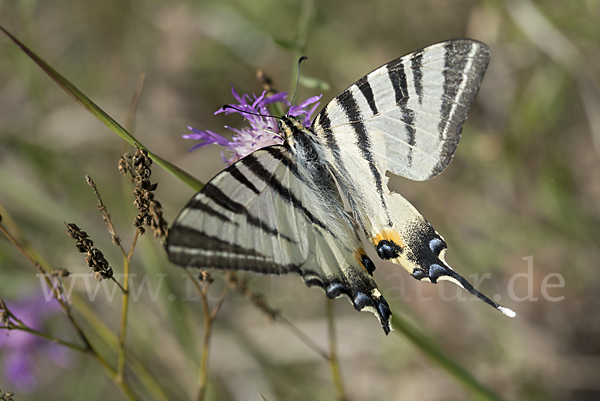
[[185, 84, 321, 164]]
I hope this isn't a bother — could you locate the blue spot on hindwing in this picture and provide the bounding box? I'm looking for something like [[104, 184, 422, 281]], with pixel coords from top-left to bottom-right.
[[429, 238, 446, 255]]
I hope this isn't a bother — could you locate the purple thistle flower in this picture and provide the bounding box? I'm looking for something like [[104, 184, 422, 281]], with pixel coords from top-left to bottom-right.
[[0, 293, 70, 392], [185, 84, 322, 164]]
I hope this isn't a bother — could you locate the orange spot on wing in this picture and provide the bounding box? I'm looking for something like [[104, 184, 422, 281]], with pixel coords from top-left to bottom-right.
[[371, 228, 405, 249], [354, 247, 368, 272]]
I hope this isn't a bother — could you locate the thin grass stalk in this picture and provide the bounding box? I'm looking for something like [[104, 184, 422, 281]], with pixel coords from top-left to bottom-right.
[[0, 25, 203, 192], [72, 298, 171, 401], [326, 299, 346, 401], [184, 269, 212, 401], [116, 249, 133, 382], [0, 324, 87, 353]]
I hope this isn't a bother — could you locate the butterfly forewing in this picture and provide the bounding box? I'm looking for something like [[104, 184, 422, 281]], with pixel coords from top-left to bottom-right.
[[313, 39, 490, 181]]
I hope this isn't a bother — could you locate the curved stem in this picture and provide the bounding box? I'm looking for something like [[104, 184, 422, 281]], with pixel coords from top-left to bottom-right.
[[0, 324, 87, 353]]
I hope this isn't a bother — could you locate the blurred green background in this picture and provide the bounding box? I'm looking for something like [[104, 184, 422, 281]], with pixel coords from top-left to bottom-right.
[[1, 0, 599, 400]]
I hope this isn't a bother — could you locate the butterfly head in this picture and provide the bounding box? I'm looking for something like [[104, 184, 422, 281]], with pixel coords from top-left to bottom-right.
[[278, 115, 322, 165], [278, 115, 306, 141]]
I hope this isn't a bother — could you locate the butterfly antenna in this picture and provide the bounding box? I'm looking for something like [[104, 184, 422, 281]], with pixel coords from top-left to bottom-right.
[[221, 105, 282, 137], [289, 56, 308, 109], [221, 105, 278, 119]]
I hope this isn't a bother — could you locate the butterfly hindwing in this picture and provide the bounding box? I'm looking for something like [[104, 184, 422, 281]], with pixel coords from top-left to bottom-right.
[[167, 145, 392, 333]]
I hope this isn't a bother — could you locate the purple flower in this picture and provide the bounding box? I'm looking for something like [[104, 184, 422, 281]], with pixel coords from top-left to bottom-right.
[[0, 293, 70, 392], [185, 84, 322, 164]]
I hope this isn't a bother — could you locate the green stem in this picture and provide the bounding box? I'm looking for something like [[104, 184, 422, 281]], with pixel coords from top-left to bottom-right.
[[93, 350, 139, 401], [72, 297, 170, 401], [186, 270, 212, 401], [117, 249, 132, 381], [326, 299, 346, 401], [0, 324, 87, 353]]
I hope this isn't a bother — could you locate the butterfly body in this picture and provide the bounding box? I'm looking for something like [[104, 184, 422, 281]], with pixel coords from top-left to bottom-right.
[[167, 39, 515, 335]]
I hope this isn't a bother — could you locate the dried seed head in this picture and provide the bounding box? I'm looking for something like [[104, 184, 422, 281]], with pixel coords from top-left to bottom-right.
[[257, 69, 278, 97], [66, 222, 113, 281], [119, 153, 133, 177], [197, 269, 213, 284], [128, 147, 169, 239], [1, 390, 15, 401], [51, 269, 70, 278], [65, 223, 88, 241], [0, 311, 8, 326]]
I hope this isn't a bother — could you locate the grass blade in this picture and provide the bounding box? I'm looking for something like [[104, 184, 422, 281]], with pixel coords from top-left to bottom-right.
[[0, 25, 203, 192]]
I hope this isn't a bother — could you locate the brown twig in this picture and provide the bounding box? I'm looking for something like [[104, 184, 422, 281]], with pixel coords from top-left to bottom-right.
[[86, 175, 123, 248], [225, 272, 329, 359]]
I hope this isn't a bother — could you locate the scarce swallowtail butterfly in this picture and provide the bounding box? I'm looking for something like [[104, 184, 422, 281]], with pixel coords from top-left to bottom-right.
[[167, 39, 516, 335]]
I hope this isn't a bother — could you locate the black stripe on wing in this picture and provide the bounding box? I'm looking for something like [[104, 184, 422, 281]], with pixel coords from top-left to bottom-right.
[[387, 60, 417, 166], [199, 183, 296, 243], [355, 75, 378, 116], [241, 151, 331, 234], [228, 164, 260, 194], [432, 40, 490, 178], [183, 196, 237, 225], [336, 89, 390, 222], [263, 146, 307, 185], [168, 226, 301, 274], [410, 49, 424, 105], [314, 110, 368, 231]]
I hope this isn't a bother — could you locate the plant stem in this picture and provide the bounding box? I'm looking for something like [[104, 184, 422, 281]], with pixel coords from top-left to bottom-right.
[[117, 249, 132, 382], [0, 25, 203, 192], [326, 299, 346, 401], [0, 324, 87, 353], [184, 269, 212, 401]]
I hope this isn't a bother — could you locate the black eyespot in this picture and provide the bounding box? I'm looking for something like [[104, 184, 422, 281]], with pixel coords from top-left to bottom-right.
[[376, 240, 403, 260], [361, 254, 376, 275], [428, 237, 446, 255]]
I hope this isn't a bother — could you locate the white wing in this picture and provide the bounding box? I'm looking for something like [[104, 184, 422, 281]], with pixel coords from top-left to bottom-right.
[[310, 39, 515, 317], [313, 39, 490, 182], [167, 146, 393, 333]]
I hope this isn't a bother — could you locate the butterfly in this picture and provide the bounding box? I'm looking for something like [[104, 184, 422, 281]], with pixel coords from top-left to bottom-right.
[[167, 39, 516, 334]]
